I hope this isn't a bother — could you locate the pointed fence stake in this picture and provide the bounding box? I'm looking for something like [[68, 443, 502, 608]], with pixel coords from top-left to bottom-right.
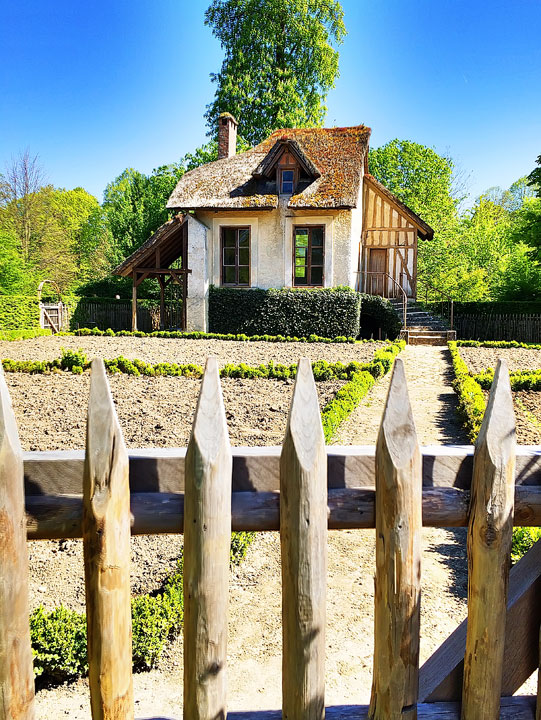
[[462, 359, 516, 720], [280, 358, 327, 720], [369, 358, 422, 720], [0, 365, 35, 719], [184, 357, 232, 720], [83, 359, 133, 720]]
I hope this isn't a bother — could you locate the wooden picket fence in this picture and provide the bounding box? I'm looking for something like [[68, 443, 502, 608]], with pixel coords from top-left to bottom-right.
[[2, 355, 541, 719], [455, 313, 541, 343]]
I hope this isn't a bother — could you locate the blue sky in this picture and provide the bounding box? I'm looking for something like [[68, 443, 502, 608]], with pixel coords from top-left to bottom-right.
[[1, 0, 539, 205]]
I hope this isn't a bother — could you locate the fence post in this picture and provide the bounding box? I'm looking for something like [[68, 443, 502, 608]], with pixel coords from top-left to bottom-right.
[[369, 358, 422, 720], [280, 358, 327, 720], [462, 359, 515, 720], [83, 359, 133, 720], [0, 366, 35, 719], [184, 357, 232, 720]]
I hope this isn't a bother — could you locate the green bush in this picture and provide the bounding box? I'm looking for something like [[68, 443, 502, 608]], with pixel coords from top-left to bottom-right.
[[511, 527, 541, 562], [0, 296, 41, 330], [209, 286, 362, 338], [30, 605, 88, 681], [458, 339, 541, 350], [0, 328, 52, 341], [447, 341, 486, 441], [358, 294, 402, 339]]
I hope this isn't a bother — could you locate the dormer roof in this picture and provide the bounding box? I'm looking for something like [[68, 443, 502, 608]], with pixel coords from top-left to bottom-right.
[[166, 124, 371, 211]]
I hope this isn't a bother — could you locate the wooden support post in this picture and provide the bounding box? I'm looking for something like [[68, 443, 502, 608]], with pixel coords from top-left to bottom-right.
[[184, 357, 232, 720], [158, 276, 165, 331], [0, 366, 35, 719], [280, 358, 327, 720], [369, 358, 422, 720], [83, 359, 133, 720], [131, 271, 137, 332], [461, 359, 515, 720]]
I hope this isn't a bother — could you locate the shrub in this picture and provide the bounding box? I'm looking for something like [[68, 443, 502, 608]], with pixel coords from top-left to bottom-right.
[[60, 347, 88, 371], [209, 286, 361, 338], [0, 328, 52, 341], [30, 605, 88, 681], [358, 294, 402, 339], [0, 296, 41, 330], [447, 341, 486, 441], [511, 527, 541, 563]]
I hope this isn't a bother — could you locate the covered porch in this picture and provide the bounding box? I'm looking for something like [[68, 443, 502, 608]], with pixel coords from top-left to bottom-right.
[[114, 215, 191, 332]]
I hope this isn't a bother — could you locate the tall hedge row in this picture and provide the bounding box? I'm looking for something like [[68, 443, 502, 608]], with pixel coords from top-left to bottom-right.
[[358, 294, 401, 339], [0, 296, 41, 330], [209, 286, 362, 338]]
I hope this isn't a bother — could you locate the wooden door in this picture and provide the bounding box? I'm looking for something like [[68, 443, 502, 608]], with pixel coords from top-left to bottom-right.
[[368, 249, 388, 296]]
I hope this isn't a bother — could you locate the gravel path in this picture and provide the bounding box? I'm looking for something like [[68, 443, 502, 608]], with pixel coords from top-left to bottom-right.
[[0, 336, 384, 367], [333, 346, 469, 445]]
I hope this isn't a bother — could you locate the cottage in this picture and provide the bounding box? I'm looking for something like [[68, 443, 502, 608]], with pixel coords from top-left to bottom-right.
[[115, 114, 433, 332]]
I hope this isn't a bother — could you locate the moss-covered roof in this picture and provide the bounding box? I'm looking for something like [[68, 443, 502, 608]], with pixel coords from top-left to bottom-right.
[[166, 125, 371, 211]]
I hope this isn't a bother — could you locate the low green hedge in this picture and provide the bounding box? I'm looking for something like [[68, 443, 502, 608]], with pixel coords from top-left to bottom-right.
[[2, 348, 392, 383], [457, 339, 541, 350], [209, 286, 362, 338], [447, 341, 486, 442], [0, 328, 52, 341], [60, 327, 361, 343], [474, 368, 541, 391], [321, 342, 405, 440]]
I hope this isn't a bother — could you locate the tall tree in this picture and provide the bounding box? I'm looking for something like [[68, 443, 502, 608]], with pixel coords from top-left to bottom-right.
[[204, 0, 346, 145], [102, 163, 184, 264], [368, 139, 459, 234], [527, 155, 541, 196]]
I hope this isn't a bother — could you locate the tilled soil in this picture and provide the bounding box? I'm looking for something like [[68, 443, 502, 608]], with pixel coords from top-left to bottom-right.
[[0, 336, 385, 367], [459, 346, 541, 374], [513, 391, 541, 444]]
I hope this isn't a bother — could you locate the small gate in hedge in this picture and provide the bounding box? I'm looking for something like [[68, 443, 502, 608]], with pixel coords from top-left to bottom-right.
[[2, 355, 541, 718]]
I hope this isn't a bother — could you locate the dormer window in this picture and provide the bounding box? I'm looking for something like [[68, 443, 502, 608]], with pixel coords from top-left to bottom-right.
[[280, 169, 295, 195]]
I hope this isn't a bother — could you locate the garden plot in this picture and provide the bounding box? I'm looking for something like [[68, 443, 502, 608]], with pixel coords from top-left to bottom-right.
[[458, 345, 541, 444], [458, 345, 541, 374], [0, 335, 385, 367]]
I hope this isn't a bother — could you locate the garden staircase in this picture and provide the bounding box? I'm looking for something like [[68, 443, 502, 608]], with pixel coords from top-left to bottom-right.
[[389, 298, 456, 345]]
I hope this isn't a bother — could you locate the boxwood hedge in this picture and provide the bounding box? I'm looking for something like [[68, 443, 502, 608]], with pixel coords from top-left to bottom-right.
[[209, 286, 361, 338]]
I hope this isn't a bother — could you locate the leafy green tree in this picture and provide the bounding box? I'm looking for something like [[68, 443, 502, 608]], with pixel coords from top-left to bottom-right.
[[103, 164, 184, 264], [0, 230, 37, 295], [527, 155, 541, 196], [204, 0, 346, 145], [368, 139, 458, 234]]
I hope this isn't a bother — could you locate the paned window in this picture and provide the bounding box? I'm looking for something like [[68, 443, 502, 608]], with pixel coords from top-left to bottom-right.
[[280, 169, 295, 194], [221, 227, 250, 286], [293, 226, 324, 287]]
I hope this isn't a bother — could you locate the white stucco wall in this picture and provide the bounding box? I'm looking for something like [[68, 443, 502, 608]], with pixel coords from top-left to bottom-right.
[[196, 204, 356, 291], [185, 215, 209, 331]]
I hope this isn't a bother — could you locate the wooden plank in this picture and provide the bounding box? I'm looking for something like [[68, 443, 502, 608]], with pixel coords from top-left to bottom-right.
[[219, 696, 537, 720], [280, 358, 327, 720], [462, 360, 516, 720], [419, 535, 541, 702], [132, 272, 137, 332], [0, 366, 35, 719], [83, 359, 133, 720], [183, 358, 232, 720], [369, 358, 422, 720]]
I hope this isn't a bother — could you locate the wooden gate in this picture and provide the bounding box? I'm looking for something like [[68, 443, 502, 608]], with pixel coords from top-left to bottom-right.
[[1, 357, 540, 718], [39, 302, 69, 333]]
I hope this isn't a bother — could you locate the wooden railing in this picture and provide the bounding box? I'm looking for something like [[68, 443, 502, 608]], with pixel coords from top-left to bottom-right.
[[2, 357, 541, 718]]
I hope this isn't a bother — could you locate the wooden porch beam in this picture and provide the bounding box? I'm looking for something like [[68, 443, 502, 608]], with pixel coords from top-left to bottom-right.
[[131, 272, 137, 332]]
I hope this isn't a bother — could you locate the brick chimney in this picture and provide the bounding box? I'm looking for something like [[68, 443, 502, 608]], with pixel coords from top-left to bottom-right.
[[218, 112, 238, 160]]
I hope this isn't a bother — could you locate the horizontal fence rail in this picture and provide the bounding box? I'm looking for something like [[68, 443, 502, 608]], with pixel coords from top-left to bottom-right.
[[3, 355, 541, 719]]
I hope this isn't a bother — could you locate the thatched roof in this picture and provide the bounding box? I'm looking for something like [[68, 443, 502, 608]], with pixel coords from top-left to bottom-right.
[[364, 174, 434, 239], [167, 125, 371, 211]]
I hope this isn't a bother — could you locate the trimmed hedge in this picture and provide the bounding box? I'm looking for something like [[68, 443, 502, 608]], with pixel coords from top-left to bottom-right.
[[451, 301, 541, 315], [474, 368, 541, 391], [60, 327, 361, 344], [0, 328, 52, 341], [358, 294, 402, 340], [321, 342, 405, 440], [447, 341, 486, 442], [458, 339, 541, 350], [0, 296, 41, 330], [209, 286, 362, 338]]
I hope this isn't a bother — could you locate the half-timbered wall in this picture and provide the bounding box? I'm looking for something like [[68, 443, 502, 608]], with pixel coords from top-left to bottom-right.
[[361, 179, 418, 297]]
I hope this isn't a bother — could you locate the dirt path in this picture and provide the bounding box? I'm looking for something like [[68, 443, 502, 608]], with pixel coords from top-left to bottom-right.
[[333, 345, 469, 445], [33, 344, 482, 719]]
